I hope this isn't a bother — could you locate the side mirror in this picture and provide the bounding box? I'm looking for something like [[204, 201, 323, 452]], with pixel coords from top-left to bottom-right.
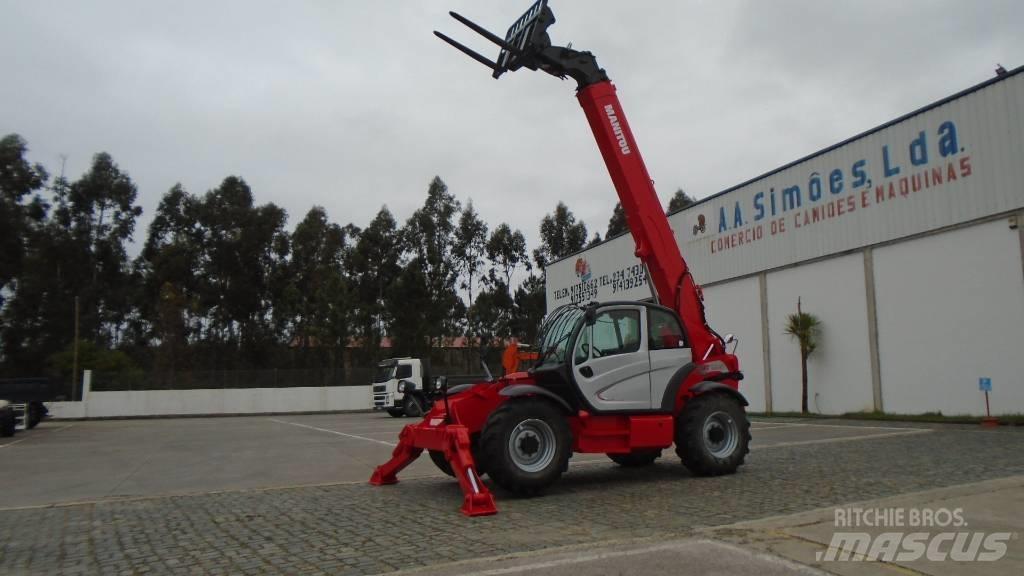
[[584, 305, 598, 326], [723, 334, 739, 354], [434, 376, 448, 391], [399, 379, 417, 393]]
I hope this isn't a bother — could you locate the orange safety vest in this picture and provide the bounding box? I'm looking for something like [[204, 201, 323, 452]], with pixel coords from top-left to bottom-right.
[[501, 342, 519, 375]]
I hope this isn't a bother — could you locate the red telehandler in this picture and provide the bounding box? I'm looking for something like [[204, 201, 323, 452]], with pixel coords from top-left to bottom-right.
[[371, 0, 750, 516]]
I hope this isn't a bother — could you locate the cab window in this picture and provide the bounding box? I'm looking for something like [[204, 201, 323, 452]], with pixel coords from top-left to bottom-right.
[[574, 325, 591, 364], [396, 364, 413, 379], [590, 309, 642, 357], [648, 308, 686, 350]]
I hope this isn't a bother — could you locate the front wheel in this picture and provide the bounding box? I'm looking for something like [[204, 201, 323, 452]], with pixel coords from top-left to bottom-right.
[[479, 399, 571, 496], [386, 408, 405, 418], [402, 395, 424, 418], [676, 393, 750, 476]]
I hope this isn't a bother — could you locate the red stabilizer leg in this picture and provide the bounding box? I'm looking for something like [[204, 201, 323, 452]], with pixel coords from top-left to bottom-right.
[[369, 425, 423, 485], [444, 425, 497, 517]]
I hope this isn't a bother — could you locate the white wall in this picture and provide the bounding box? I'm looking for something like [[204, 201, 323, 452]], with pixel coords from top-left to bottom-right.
[[874, 218, 1024, 415], [47, 386, 372, 419], [46, 401, 86, 419], [703, 276, 767, 412], [766, 253, 875, 414]]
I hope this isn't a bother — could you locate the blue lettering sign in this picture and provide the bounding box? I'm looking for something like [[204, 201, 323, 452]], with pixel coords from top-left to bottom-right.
[[829, 168, 844, 195], [753, 191, 765, 221], [851, 159, 868, 187], [938, 121, 959, 157], [808, 173, 822, 202], [883, 145, 901, 177], [909, 131, 928, 166]]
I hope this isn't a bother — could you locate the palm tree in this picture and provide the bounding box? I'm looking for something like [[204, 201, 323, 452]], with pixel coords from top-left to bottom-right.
[[784, 299, 821, 414]]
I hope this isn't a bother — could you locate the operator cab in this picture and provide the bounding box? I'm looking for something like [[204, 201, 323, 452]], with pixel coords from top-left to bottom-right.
[[530, 302, 692, 413]]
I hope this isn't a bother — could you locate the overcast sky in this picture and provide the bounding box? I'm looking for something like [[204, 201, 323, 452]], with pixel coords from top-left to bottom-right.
[[3, 1, 1022, 261]]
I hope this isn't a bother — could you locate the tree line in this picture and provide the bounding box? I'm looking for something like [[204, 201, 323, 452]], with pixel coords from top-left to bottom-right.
[[0, 134, 694, 381]]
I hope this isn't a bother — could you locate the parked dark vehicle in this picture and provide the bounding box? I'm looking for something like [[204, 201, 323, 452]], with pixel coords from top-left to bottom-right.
[[0, 377, 62, 433], [0, 400, 15, 437]]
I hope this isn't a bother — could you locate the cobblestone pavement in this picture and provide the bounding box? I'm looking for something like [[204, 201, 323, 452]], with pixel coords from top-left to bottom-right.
[[2, 421, 1023, 575]]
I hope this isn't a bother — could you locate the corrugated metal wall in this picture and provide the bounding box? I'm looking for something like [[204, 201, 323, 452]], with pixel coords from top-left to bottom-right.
[[543, 69, 1024, 416], [546, 69, 1024, 305]]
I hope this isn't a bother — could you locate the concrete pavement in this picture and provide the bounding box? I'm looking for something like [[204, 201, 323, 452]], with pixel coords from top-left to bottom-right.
[[384, 476, 1023, 575], [2, 415, 1022, 574]]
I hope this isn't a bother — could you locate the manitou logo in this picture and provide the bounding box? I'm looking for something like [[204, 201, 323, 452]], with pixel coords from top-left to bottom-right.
[[604, 105, 632, 155]]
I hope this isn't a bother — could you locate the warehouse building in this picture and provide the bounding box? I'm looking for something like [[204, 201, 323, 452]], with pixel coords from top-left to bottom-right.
[[545, 66, 1024, 417]]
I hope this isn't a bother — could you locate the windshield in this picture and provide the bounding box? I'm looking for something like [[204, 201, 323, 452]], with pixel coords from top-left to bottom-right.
[[535, 305, 584, 368], [373, 364, 396, 383]]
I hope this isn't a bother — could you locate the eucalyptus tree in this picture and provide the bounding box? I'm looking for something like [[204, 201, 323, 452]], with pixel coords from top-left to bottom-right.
[[453, 200, 488, 307], [349, 206, 402, 353], [532, 201, 587, 272], [393, 176, 463, 351], [485, 223, 530, 293]]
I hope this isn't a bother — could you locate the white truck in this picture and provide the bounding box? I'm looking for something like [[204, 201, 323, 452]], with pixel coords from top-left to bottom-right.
[[371, 357, 492, 418], [371, 358, 430, 418]]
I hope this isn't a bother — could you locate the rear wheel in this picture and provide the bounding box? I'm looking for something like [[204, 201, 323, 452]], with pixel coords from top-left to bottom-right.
[[675, 393, 750, 476], [607, 449, 661, 467], [386, 408, 405, 418], [429, 434, 487, 478], [479, 399, 571, 496], [403, 395, 424, 418], [27, 403, 42, 429], [428, 450, 455, 477], [0, 408, 14, 438]]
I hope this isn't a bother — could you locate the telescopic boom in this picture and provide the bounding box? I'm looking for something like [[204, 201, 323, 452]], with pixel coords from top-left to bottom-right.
[[434, 0, 724, 359]]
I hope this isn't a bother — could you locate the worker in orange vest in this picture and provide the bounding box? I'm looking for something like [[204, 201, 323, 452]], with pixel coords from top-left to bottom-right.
[[501, 337, 519, 376]]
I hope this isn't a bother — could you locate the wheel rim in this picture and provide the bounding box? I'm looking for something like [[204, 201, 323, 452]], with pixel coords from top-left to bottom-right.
[[702, 410, 739, 459], [508, 418, 557, 473]]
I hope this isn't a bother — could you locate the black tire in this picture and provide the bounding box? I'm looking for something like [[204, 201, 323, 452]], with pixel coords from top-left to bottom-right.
[[27, 403, 41, 429], [386, 408, 405, 418], [0, 409, 14, 438], [429, 436, 487, 478], [607, 449, 661, 467], [479, 399, 572, 496], [428, 450, 455, 477], [403, 395, 424, 418], [675, 393, 750, 476]]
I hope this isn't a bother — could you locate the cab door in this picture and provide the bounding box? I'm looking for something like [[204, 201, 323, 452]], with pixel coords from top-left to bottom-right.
[[647, 307, 692, 410], [572, 305, 652, 411]]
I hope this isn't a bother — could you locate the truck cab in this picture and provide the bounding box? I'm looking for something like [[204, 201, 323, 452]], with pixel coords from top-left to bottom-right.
[[531, 302, 694, 414], [371, 358, 427, 417]]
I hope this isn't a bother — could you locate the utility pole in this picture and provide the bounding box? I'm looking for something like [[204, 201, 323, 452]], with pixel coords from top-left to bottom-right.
[[72, 296, 80, 400]]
